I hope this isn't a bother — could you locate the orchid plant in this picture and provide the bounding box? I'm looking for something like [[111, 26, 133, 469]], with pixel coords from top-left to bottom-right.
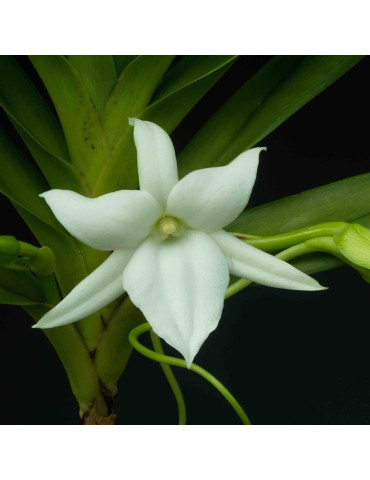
[[1, 55, 369, 424]]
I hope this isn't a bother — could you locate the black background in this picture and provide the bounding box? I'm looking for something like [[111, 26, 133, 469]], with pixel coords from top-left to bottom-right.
[[0, 56, 370, 424]]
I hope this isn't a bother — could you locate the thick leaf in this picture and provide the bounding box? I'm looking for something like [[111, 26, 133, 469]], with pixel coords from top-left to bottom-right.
[[101, 56, 174, 148], [0, 56, 70, 162], [141, 56, 237, 134], [355, 213, 370, 228], [0, 58, 88, 192], [95, 297, 144, 388], [10, 124, 89, 193], [92, 56, 174, 194], [178, 56, 364, 176], [229, 172, 370, 236], [151, 55, 237, 102], [0, 131, 107, 348], [0, 127, 64, 229], [68, 56, 117, 115], [290, 253, 343, 276], [16, 206, 107, 350], [0, 267, 46, 305], [93, 56, 237, 195], [25, 304, 106, 407], [29, 55, 110, 190], [112, 55, 137, 77]]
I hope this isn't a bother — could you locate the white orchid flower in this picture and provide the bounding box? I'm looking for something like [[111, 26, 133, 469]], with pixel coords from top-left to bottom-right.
[[34, 118, 323, 366]]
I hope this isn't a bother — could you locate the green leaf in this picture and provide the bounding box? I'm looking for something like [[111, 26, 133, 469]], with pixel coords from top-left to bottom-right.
[[0, 267, 46, 305], [178, 55, 364, 176], [95, 298, 144, 389], [0, 127, 64, 229], [0, 56, 88, 192], [0, 122, 106, 347], [92, 55, 174, 194], [0, 56, 70, 162], [141, 55, 237, 133], [290, 253, 343, 276], [25, 304, 108, 409], [16, 206, 107, 350], [112, 55, 137, 76], [229, 172, 370, 236], [354, 213, 370, 228], [0, 57, 86, 193], [151, 55, 237, 102], [29, 55, 110, 190], [92, 56, 237, 195], [10, 124, 90, 193], [102, 56, 174, 149], [68, 56, 117, 115]]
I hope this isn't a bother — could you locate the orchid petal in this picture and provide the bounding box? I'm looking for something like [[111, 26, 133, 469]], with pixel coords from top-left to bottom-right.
[[212, 230, 325, 291], [34, 249, 133, 329], [166, 148, 265, 232], [123, 230, 229, 367], [40, 189, 162, 250], [129, 118, 178, 207]]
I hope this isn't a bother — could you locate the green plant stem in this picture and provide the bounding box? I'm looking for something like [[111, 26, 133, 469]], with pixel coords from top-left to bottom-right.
[[237, 221, 346, 252], [150, 331, 187, 425], [129, 322, 251, 425]]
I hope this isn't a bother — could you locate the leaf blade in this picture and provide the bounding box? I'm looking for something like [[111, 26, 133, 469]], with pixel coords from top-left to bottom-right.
[[68, 55, 117, 114], [0, 56, 70, 161], [229, 172, 370, 235], [93, 56, 236, 194], [0, 267, 46, 305], [92, 55, 174, 193], [0, 127, 64, 229], [178, 55, 364, 175], [29, 55, 110, 190], [141, 55, 237, 133], [112, 55, 137, 76]]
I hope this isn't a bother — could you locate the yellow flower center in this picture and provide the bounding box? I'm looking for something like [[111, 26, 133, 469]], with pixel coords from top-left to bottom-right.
[[156, 216, 183, 238]]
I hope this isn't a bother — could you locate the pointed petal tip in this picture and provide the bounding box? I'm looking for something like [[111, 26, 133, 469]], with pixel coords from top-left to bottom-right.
[[183, 349, 195, 369], [128, 117, 136, 126], [32, 322, 45, 329], [294, 278, 327, 292], [241, 146, 266, 154], [32, 315, 54, 329], [185, 358, 193, 369], [39, 189, 64, 200]]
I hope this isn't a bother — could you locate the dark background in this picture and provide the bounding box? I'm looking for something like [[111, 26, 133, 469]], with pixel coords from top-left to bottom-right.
[[0, 56, 370, 424]]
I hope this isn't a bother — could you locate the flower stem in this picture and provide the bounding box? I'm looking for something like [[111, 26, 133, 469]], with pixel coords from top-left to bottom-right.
[[129, 323, 251, 425], [235, 221, 346, 252], [150, 331, 187, 425]]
